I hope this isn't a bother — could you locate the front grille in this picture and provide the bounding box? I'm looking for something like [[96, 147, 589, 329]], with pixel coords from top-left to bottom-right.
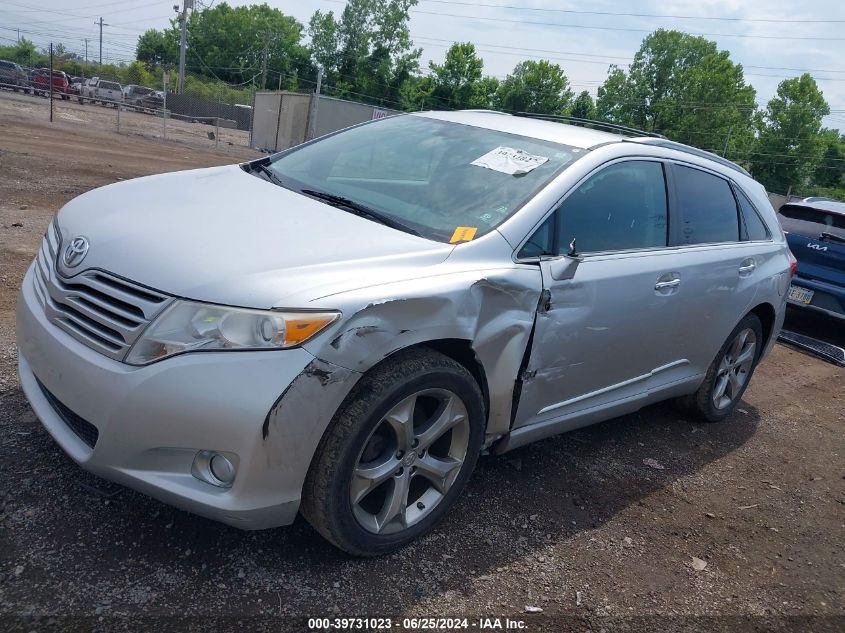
[[36, 377, 99, 448], [32, 222, 171, 360]]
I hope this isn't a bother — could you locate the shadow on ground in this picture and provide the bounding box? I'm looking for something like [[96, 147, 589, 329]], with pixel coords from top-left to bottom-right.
[[0, 382, 759, 621]]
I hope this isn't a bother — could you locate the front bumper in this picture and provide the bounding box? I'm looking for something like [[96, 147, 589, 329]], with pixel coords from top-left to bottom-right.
[[16, 263, 356, 529]]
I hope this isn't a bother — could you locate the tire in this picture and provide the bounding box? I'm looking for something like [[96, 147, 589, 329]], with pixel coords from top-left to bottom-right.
[[684, 313, 763, 423], [301, 347, 485, 556]]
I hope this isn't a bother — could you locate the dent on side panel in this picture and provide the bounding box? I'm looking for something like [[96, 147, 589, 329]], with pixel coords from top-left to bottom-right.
[[304, 268, 543, 441], [260, 357, 361, 493]]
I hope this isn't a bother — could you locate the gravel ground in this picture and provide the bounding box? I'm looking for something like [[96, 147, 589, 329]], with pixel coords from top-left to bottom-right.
[[0, 96, 843, 633]]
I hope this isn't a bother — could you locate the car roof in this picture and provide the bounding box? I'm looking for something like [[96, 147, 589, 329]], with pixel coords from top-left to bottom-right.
[[781, 199, 845, 216], [413, 110, 624, 149]]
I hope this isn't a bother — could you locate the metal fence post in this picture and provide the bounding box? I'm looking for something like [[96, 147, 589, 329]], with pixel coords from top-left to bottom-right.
[[116, 103, 121, 133], [162, 71, 167, 141], [49, 43, 53, 123]]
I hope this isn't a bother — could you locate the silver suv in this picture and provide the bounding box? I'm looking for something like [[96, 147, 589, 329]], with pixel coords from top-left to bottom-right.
[[17, 111, 792, 555]]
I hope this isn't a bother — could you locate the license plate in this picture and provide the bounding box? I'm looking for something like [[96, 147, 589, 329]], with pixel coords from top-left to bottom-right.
[[788, 285, 814, 305]]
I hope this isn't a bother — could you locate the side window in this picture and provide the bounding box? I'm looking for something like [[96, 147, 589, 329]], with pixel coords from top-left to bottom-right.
[[517, 215, 554, 258], [673, 165, 739, 245], [735, 187, 770, 241], [556, 161, 668, 253]]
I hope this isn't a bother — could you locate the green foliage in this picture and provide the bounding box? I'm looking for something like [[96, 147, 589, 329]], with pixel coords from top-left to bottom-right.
[[750, 74, 831, 193], [495, 60, 573, 115], [308, 0, 420, 107], [812, 132, 845, 190], [570, 91, 596, 119], [0, 39, 41, 66], [136, 28, 177, 70], [427, 43, 489, 109], [596, 29, 756, 159], [136, 2, 311, 89]]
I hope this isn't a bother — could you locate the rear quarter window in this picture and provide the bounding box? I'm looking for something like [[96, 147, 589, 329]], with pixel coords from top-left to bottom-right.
[[735, 187, 770, 241]]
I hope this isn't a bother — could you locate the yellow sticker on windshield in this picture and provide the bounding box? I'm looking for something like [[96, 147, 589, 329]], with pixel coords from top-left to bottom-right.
[[449, 226, 478, 244]]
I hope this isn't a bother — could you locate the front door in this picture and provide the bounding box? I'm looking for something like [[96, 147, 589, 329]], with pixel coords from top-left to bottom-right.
[[513, 159, 693, 430]]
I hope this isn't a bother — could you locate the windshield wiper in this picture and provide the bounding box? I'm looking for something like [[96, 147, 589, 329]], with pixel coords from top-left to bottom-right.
[[820, 231, 845, 245], [300, 189, 420, 236], [247, 159, 286, 188]]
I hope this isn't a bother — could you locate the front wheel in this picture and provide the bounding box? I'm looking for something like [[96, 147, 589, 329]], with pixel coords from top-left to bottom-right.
[[301, 348, 485, 556], [684, 313, 763, 422]]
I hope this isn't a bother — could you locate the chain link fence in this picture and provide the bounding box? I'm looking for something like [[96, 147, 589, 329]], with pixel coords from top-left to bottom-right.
[[0, 67, 256, 152]]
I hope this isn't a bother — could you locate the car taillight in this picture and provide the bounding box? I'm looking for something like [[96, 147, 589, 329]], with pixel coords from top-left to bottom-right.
[[788, 252, 798, 277]]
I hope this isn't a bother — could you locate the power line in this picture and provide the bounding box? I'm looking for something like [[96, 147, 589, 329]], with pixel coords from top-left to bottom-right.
[[406, 7, 845, 41], [414, 35, 845, 75], [416, 0, 845, 24]]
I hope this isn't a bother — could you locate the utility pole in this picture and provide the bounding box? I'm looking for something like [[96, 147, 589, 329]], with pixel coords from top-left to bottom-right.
[[94, 17, 108, 65], [176, 0, 193, 94], [84, 38, 89, 65], [307, 66, 323, 140], [260, 30, 272, 91]]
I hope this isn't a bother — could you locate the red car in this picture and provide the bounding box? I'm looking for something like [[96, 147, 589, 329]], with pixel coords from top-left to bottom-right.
[[31, 69, 70, 99]]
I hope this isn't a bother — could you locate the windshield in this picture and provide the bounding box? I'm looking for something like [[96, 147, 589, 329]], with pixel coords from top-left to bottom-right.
[[264, 115, 584, 242]]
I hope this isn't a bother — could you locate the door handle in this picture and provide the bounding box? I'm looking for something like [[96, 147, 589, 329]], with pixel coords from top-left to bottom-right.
[[738, 259, 757, 275], [654, 279, 681, 290]]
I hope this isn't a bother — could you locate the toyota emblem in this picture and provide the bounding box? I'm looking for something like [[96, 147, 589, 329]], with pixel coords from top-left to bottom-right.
[[63, 236, 89, 268]]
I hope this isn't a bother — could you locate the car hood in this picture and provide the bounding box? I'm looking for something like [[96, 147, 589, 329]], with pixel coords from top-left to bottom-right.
[[54, 165, 454, 308]]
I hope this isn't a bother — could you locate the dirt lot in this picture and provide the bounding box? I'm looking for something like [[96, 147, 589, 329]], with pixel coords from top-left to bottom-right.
[[0, 88, 252, 151], [0, 96, 843, 632]]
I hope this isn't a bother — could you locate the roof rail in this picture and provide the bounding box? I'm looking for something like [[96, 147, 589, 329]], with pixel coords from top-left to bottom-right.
[[632, 138, 751, 178], [513, 112, 666, 139]]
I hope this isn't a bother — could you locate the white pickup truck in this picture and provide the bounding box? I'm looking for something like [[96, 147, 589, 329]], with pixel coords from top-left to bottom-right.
[[80, 77, 123, 105]]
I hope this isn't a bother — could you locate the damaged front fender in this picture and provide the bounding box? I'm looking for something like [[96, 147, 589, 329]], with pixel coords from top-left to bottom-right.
[[302, 263, 543, 441]]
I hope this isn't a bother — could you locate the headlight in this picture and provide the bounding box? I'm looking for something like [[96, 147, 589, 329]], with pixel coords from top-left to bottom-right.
[[125, 300, 339, 365]]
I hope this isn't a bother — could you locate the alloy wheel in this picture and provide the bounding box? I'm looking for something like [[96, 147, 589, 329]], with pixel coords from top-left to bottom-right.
[[350, 388, 470, 535], [712, 327, 757, 410]]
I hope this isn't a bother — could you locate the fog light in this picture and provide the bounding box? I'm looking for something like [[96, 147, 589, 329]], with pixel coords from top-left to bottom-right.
[[209, 453, 235, 484], [191, 450, 238, 488]]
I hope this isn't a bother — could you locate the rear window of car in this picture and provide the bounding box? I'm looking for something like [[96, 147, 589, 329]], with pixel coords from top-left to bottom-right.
[[100, 81, 120, 90], [779, 205, 845, 238], [673, 165, 739, 245]]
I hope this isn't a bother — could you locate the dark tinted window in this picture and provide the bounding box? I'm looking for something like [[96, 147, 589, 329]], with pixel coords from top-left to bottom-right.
[[736, 188, 769, 241], [674, 165, 739, 245], [779, 205, 845, 239], [517, 215, 554, 258], [555, 161, 668, 253]]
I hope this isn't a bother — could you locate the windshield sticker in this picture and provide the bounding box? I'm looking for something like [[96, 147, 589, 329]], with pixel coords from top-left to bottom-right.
[[471, 146, 549, 175], [449, 226, 478, 244]]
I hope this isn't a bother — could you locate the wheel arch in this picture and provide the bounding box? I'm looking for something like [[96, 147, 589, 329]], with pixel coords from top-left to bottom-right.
[[747, 301, 777, 351]]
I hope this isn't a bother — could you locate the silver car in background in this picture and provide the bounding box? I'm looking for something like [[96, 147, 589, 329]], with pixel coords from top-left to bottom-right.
[[17, 111, 793, 555]]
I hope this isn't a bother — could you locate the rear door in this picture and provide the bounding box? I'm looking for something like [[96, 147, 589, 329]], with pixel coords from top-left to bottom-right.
[[661, 163, 768, 377]]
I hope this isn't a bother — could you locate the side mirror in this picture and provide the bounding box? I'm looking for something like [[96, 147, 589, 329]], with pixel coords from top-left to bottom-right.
[[549, 254, 582, 281]]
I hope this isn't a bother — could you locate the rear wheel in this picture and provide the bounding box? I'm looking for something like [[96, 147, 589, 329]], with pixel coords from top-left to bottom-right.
[[301, 348, 485, 556], [684, 313, 763, 422]]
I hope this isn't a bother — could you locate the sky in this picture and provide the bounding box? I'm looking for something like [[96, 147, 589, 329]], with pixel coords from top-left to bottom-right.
[[1, 0, 843, 131]]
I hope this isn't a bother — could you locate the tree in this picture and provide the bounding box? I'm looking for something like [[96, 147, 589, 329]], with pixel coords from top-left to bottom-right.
[[570, 91, 596, 119], [136, 28, 177, 70], [812, 131, 845, 190], [135, 3, 311, 88], [428, 42, 483, 109], [596, 30, 756, 158], [495, 60, 573, 114], [750, 74, 831, 193], [307, 0, 420, 107]]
